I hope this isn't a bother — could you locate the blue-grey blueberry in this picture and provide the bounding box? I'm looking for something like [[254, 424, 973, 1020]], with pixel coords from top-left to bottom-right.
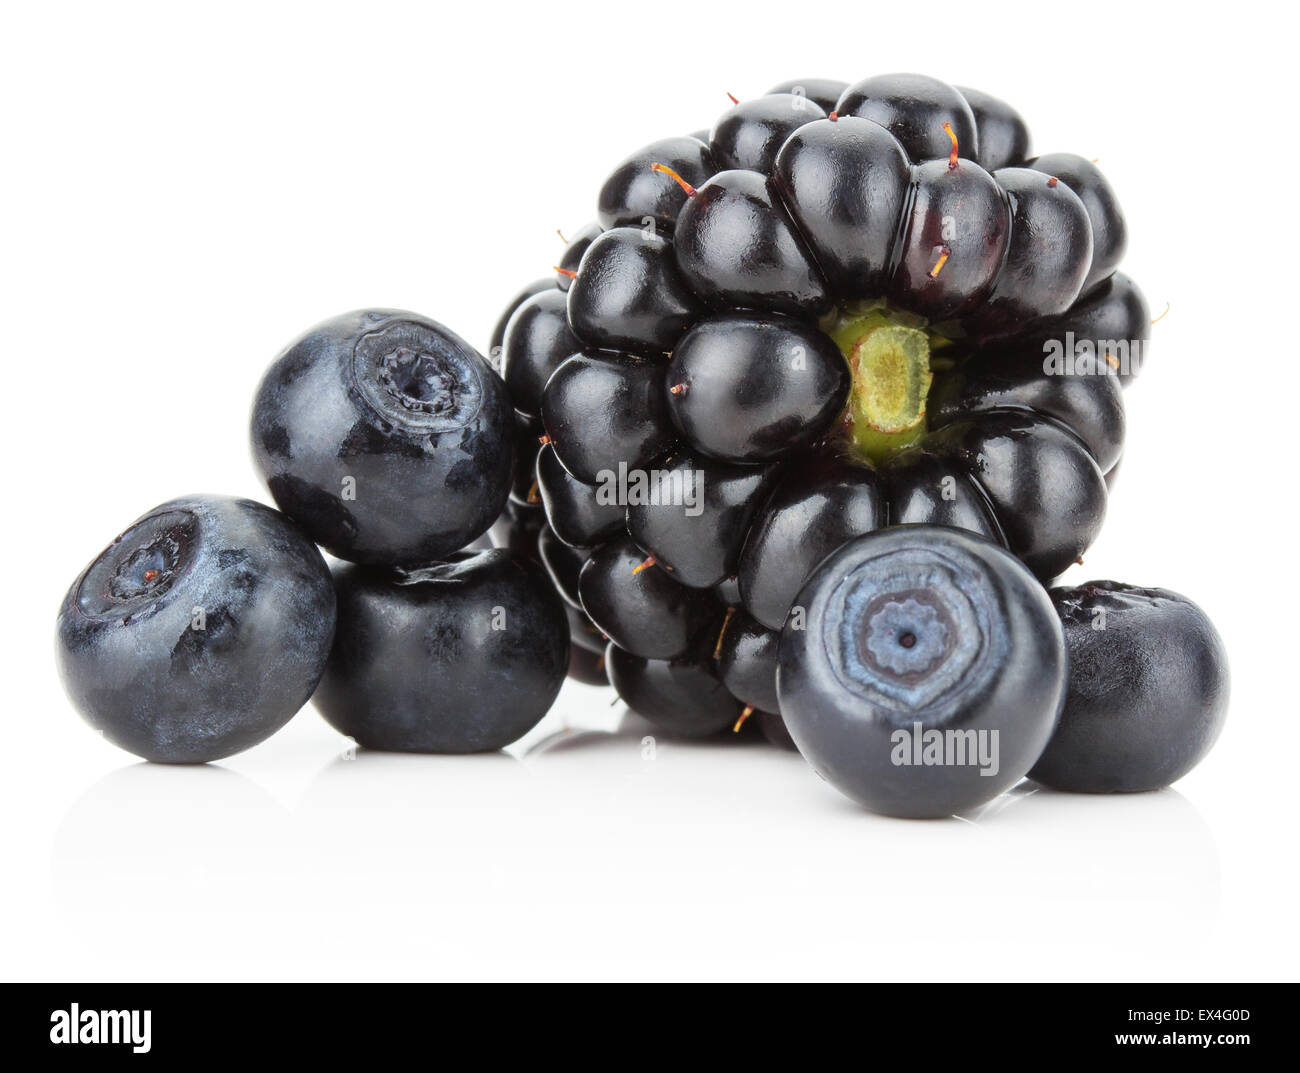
[[251, 309, 513, 565], [315, 548, 568, 753], [56, 495, 336, 763], [778, 525, 1066, 818]]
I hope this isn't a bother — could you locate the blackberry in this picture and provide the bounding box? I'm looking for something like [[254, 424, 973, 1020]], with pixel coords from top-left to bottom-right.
[[493, 73, 1154, 734]]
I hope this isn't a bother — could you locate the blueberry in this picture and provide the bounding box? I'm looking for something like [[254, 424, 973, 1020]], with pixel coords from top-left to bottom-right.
[[1030, 582, 1230, 792], [778, 526, 1066, 818], [56, 495, 336, 763], [315, 549, 568, 753], [251, 309, 513, 565]]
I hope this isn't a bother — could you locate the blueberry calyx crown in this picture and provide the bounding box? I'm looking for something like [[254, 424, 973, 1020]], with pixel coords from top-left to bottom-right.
[[352, 319, 484, 433], [862, 593, 948, 676], [76, 509, 199, 619], [826, 546, 1001, 712]]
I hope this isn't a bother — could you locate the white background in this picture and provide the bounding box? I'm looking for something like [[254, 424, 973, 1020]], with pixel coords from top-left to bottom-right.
[[2, 1, 1295, 982]]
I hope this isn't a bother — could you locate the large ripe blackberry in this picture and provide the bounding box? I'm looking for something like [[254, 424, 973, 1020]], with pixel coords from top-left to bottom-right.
[[495, 73, 1153, 735]]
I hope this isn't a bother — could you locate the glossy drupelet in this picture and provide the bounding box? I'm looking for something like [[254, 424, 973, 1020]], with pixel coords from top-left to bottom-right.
[[888, 155, 1010, 321], [772, 115, 911, 300], [56, 495, 336, 763], [715, 609, 780, 714], [625, 452, 776, 589], [489, 279, 552, 369], [251, 309, 513, 565], [738, 456, 888, 630], [928, 347, 1126, 473], [567, 644, 610, 686], [536, 522, 590, 608], [916, 411, 1107, 579], [541, 350, 675, 484], [490, 500, 547, 562], [501, 289, 583, 418], [664, 314, 849, 463], [565, 227, 701, 354], [578, 536, 723, 660], [955, 85, 1031, 171], [671, 169, 830, 318], [1026, 153, 1127, 293], [757, 709, 799, 751], [315, 549, 568, 753], [710, 94, 827, 174], [1030, 582, 1229, 792], [778, 526, 1066, 817], [535, 442, 625, 548], [597, 136, 714, 232], [556, 222, 602, 290], [605, 641, 742, 738], [967, 168, 1093, 342], [1007, 271, 1151, 385], [835, 73, 978, 164]]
